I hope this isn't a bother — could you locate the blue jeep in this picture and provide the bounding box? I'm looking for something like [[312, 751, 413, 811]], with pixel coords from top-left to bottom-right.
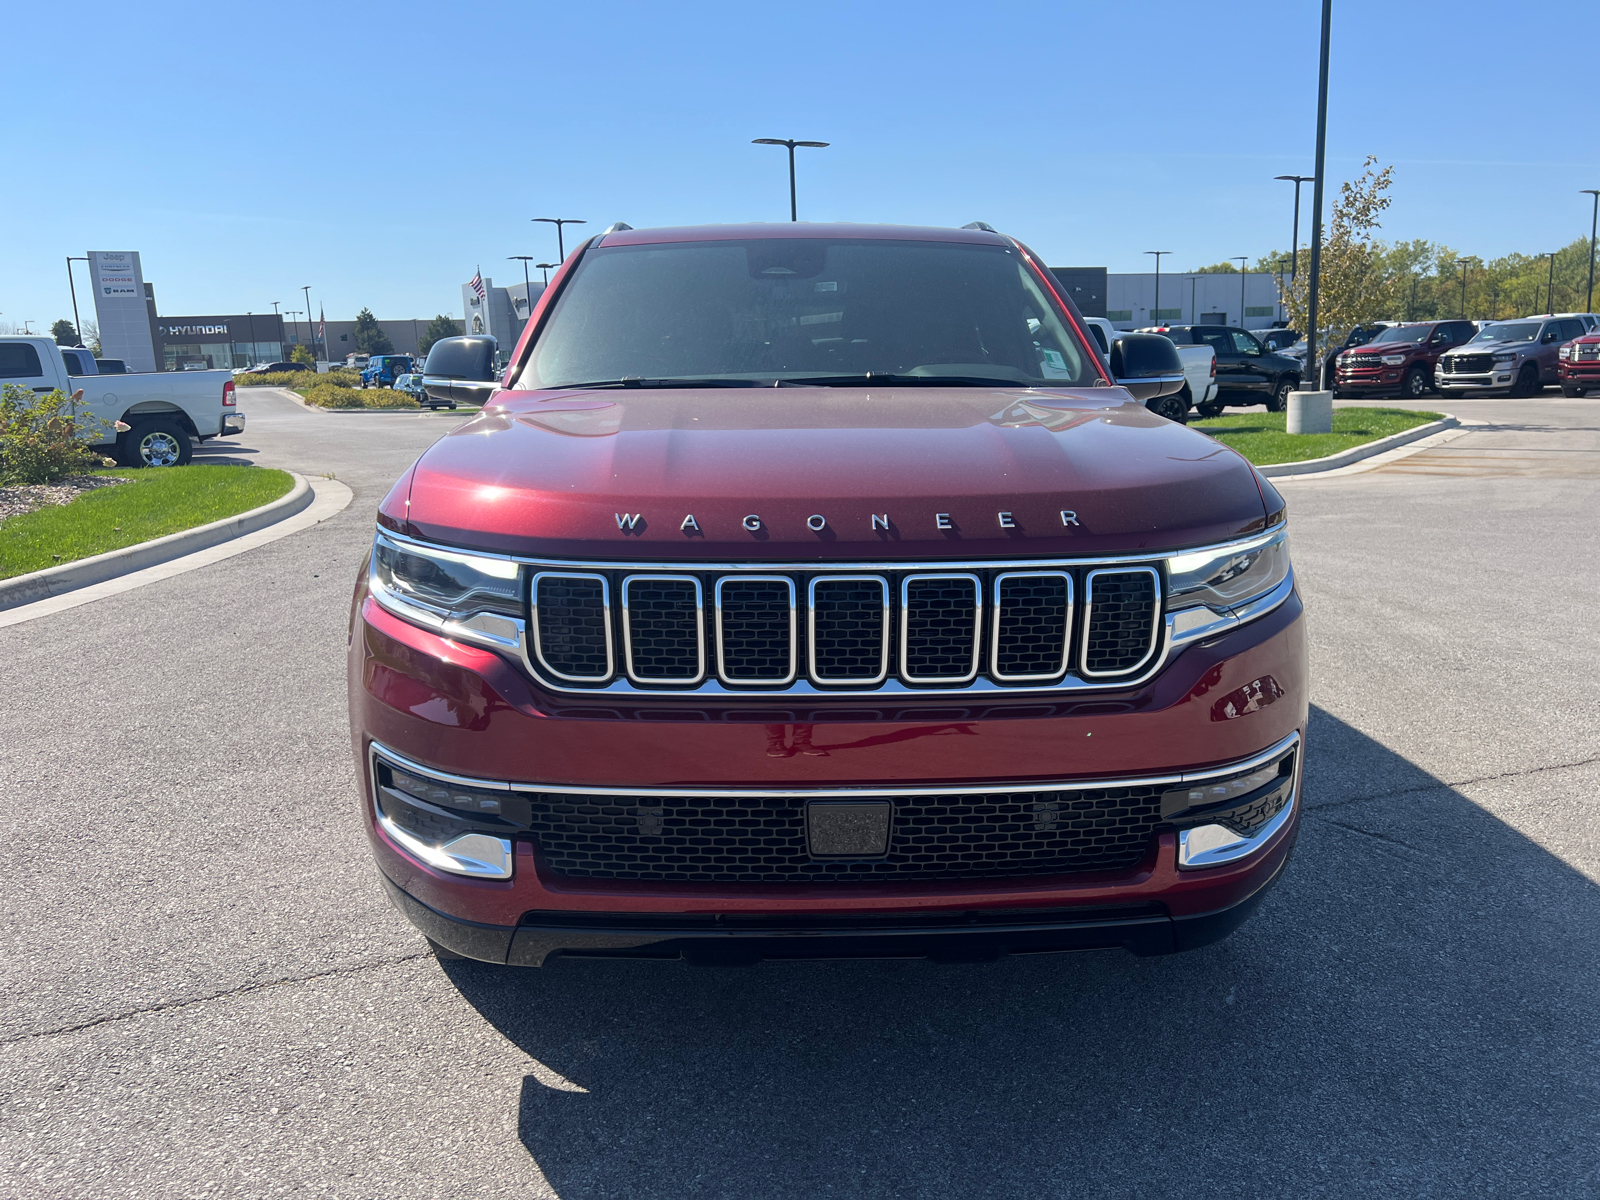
[[360, 354, 414, 389]]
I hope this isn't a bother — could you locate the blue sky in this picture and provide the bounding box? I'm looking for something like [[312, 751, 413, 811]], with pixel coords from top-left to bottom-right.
[[2, 0, 1594, 331]]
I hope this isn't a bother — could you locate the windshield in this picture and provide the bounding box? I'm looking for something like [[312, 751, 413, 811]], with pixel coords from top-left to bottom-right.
[[1470, 322, 1538, 344], [1371, 325, 1429, 344], [517, 238, 1098, 388]]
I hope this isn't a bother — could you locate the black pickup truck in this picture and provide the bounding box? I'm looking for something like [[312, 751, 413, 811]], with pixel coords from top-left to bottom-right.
[[1146, 325, 1302, 416]]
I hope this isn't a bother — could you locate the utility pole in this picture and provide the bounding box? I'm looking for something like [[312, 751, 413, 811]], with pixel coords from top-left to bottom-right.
[[533, 218, 587, 262], [1274, 175, 1315, 279], [1584, 190, 1600, 314], [508, 255, 537, 334], [1233, 257, 1249, 327], [1545, 251, 1557, 314], [1144, 251, 1171, 325], [302, 286, 316, 361], [1304, 0, 1332, 390], [246, 311, 257, 367], [751, 138, 830, 221], [65, 256, 89, 344], [1456, 258, 1470, 319]]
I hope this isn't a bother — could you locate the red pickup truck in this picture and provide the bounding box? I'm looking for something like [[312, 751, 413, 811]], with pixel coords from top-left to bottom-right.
[[348, 223, 1306, 968], [1334, 319, 1476, 399], [1557, 330, 1600, 395]]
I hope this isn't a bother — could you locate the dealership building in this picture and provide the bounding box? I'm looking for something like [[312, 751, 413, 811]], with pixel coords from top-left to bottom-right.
[[157, 315, 286, 371]]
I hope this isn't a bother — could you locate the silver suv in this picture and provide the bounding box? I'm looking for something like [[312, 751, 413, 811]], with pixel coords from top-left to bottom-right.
[[1436, 316, 1588, 397]]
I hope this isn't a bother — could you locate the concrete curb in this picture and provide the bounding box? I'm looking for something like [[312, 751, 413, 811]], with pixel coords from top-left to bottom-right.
[[1256, 415, 1460, 477], [0, 471, 312, 611]]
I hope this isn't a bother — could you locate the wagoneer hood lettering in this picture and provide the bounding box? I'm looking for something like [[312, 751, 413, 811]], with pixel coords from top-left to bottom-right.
[[395, 387, 1270, 558]]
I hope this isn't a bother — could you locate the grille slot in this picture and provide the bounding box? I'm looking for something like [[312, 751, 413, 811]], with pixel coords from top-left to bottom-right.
[[808, 576, 889, 684], [531, 573, 612, 681], [621, 575, 704, 684], [715, 577, 796, 684], [523, 784, 1164, 882], [1081, 568, 1160, 678], [900, 574, 980, 683], [992, 572, 1071, 681]]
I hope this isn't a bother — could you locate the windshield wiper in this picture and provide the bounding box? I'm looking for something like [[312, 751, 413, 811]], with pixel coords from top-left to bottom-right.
[[546, 377, 776, 390], [777, 373, 1037, 388]]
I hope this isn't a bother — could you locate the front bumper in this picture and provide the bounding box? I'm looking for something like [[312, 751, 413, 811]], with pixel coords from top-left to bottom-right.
[[349, 580, 1308, 964], [1559, 364, 1600, 384], [1436, 368, 1514, 391], [1335, 368, 1403, 393]]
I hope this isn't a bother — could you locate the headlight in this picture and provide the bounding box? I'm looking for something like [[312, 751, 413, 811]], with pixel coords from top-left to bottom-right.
[[1559, 345, 1572, 360], [1380, 354, 1405, 366], [1164, 526, 1292, 645], [1492, 352, 1517, 363], [368, 530, 525, 650]]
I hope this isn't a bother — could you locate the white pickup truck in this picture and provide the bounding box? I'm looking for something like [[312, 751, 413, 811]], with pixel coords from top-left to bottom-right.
[[0, 336, 243, 467], [1080, 317, 1217, 424]]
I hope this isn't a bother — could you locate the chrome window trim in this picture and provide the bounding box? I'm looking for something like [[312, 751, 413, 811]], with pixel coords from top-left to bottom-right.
[[369, 731, 1299, 801], [714, 575, 798, 686], [990, 571, 1072, 682], [530, 571, 615, 683], [620, 574, 705, 685], [807, 575, 890, 685], [1079, 566, 1163, 679], [899, 573, 982, 684]]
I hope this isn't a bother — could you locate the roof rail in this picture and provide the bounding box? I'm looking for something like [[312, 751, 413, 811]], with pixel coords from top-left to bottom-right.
[[961, 221, 998, 232], [601, 222, 634, 234]]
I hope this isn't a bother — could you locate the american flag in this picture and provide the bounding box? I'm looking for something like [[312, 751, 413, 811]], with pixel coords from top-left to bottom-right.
[[469, 269, 486, 301], [317, 306, 325, 342]]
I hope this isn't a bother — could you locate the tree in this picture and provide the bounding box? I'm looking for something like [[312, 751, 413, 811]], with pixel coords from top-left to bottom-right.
[[1279, 156, 1401, 342], [1189, 262, 1241, 274], [51, 319, 79, 346], [418, 314, 462, 358], [352, 308, 395, 355], [290, 344, 315, 366], [81, 320, 101, 356]]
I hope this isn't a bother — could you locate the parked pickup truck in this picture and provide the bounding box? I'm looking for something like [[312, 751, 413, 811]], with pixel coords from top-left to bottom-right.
[[0, 335, 243, 467], [1435, 316, 1588, 397], [1557, 329, 1600, 396], [1081, 317, 1215, 424], [1334, 319, 1476, 400], [352, 221, 1305, 969], [1143, 325, 1302, 415]]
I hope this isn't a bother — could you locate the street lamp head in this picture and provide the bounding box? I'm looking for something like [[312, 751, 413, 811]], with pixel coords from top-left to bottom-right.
[[508, 255, 535, 262], [536, 263, 558, 270], [533, 217, 586, 225], [795, 141, 830, 148], [1583, 189, 1600, 197], [1275, 174, 1316, 183]]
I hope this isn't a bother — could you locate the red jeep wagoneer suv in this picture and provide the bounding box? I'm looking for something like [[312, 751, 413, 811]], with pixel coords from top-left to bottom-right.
[[347, 222, 1306, 967]]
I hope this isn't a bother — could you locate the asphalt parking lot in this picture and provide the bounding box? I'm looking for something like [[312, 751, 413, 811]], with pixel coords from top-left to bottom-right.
[[1, 386, 1596, 1199]]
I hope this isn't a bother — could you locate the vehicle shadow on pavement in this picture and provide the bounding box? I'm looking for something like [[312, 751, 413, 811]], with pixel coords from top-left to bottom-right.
[[443, 706, 1599, 1199]]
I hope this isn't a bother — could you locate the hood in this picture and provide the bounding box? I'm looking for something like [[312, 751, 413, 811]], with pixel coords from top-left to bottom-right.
[[1443, 339, 1523, 355], [393, 387, 1271, 560]]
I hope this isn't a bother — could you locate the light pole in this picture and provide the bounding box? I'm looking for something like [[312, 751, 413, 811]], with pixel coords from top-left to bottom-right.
[[1274, 175, 1315, 279], [1305, 0, 1332, 391], [537, 263, 557, 286], [533, 217, 586, 262], [1545, 252, 1557, 314], [1233, 256, 1249, 327], [65, 256, 89, 345], [272, 301, 282, 358], [245, 311, 257, 367], [752, 138, 830, 222], [1583, 190, 1600, 314], [1144, 251, 1171, 325], [302, 286, 316, 360], [287, 310, 303, 352], [1456, 258, 1470, 320], [508, 255, 537, 329]]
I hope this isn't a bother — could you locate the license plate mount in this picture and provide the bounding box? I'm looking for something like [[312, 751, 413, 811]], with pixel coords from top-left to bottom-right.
[[806, 801, 892, 859]]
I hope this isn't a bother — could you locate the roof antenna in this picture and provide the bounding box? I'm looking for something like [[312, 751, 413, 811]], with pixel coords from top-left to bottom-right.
[[962, 221, 998, 232]]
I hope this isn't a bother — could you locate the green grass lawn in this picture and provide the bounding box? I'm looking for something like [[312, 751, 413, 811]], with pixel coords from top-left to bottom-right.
[[1191, 407, 1443, 465], [0, 466, 295, 580]]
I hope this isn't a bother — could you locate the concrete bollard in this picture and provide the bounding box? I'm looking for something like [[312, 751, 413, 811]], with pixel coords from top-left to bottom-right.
[[1287, 389, 1333, 435]]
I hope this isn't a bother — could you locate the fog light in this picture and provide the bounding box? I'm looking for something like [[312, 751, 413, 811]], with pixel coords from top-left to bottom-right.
[[1166, 745, 1298, 869], [372, 756, 521, 880]]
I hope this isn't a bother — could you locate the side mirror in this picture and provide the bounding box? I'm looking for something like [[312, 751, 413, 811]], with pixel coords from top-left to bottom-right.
[[1110, 333, 1185, 401], [422, 336, 499, 405]]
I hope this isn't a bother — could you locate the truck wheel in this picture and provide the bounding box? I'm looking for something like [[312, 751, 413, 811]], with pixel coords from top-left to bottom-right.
[[1266, 378, 1295, 413], [119, 419, 192, 468], [1510, 363, 1539, 397], [1402, 367, 1430, 399], [1196, 400, 1224, 419], [1148, 388, 1190, 424], [1560, 383, 1587, 398]]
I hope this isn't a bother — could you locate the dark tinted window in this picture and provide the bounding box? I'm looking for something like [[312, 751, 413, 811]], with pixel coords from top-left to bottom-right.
[[1559, 319, 1586, 341], [1088, 325, 1109, 354], [519, 238, 1097, 388], [0, 342, 44, 379], [59, 349, 87, 373], [95, 359, 126, 374], [1194, 327, 1233, 355]]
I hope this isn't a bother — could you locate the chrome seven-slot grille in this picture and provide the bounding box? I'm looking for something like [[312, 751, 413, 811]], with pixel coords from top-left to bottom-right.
[[529, 564, 1163, 691]]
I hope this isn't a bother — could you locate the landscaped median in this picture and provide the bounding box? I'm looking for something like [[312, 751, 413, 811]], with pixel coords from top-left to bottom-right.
[[1193, 407, 1447, 468], [0, 464, 295, 583], [234, 369, 419, 410]]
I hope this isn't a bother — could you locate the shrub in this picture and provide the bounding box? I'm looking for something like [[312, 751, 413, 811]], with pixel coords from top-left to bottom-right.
[[297, 384, 418, 410], [289, 344, 314, 366], [235, 368, 362, 388], [0, 384, 107, 484]]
